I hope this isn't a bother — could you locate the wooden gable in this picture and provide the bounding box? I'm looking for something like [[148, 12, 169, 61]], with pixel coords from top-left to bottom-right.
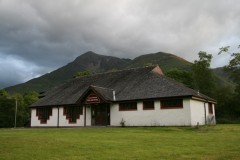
[[84, 91, 103, 104]]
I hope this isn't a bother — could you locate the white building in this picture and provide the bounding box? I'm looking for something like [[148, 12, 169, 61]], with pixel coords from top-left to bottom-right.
[[30, 66, 216, 127]]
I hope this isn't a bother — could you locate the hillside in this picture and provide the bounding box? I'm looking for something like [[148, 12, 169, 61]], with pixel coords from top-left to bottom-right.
[[5, 51, 231, 94], [212, 67, 234, 87], [128, 52, 192, 71], [6, 51, 131, 93]]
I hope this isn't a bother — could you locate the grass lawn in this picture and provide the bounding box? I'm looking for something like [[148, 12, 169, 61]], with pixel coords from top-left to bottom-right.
[[0, 125, 240, 160]]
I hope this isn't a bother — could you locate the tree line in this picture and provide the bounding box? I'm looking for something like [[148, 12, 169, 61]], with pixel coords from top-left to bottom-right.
[[0, 90, 38, 127]]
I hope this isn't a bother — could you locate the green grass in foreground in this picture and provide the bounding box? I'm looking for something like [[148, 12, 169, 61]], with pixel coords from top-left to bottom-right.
[[0, 125, 240, 160]]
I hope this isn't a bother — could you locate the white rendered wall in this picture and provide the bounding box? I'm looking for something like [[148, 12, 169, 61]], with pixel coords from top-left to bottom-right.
[[86, 106, 91, 126], [110, 99, 192, 126], [31, 99, 212, 127], [31, 107, 58, 127], [189, 99, 206, 126]]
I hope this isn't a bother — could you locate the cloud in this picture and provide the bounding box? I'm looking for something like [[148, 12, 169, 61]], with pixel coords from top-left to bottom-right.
[[0, 53, 48, 88], [0, 0, 240, 88]]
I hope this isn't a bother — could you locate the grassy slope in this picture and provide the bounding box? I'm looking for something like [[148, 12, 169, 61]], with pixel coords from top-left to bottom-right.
[[127, 52, 192, 72], [212, 67, 234, 87], [0, 125, 240, 160]]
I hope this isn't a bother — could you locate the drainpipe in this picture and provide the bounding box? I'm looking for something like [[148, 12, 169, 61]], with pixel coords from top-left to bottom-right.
[[105, 104, 108, 127], [204, 102, 207, 125], [84, 105, 86, 127], [14, 99, 17, 128], [57, 106, 59, 128]]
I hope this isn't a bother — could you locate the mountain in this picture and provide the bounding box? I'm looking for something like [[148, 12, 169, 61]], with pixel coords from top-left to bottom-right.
[[5, 51, 231, 94], [128, 52, 192, 71], [5, 51, 131, 93]]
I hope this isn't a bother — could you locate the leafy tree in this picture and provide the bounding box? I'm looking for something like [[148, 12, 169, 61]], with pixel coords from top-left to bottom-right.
[[144, 63, 153, 67], [217, 45, 240, 122], [214, 86, 234, 122], [0, 98, 15, 127], [0, 89, 8, 98], [23, 92, 39, 126], [219, 46, 240, 93], [165, 68, 195, 89], [73, 71, 92, 78], [0, 90, 38, 128], [0, 90, 15, 127], [12, 93, 25, 127], [192, 51, 216, 97]]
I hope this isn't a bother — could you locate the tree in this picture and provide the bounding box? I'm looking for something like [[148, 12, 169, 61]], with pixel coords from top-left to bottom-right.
[[218, 45, 240, 122], [214, 86, 235, 122], [0, 90, 15, 127], [165, 68, 195, 89], [23, 92, 39, 126], [192, 51, 216, 97], [0, 89, 8, 98], [0, 90, 38, 128], [144, 63, 153, 67], [12, 93, 25, 127], [219, 45, 240, 94], [73, 71, 92, 78]]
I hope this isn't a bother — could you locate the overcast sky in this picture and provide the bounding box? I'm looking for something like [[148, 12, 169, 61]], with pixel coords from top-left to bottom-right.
[[0, 0, 239, 89]]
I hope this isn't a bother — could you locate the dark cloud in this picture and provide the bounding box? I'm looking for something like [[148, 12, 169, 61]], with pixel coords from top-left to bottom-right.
[[0, 0, 240, 88]]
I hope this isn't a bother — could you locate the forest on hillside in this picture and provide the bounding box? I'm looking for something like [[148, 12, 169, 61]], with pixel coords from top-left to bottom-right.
[[0, 47, 239, 127]]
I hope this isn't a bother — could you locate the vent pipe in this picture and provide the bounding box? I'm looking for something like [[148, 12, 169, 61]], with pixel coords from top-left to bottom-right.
[[113, 90, 116, 101]]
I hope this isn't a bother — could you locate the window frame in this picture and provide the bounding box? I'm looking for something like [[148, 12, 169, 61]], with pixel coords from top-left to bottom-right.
[[160, 99, 183, 109], [143, 101, 155, 110], [119, 102, 137, 111]]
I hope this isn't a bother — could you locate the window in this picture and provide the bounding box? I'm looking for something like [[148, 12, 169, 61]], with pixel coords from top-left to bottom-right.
[[161, 99, 183, 109], [143, 101, 154, 110], [36, 107, 52, 124], [119, 102, 137, 111], [208, 103, 213, 114], [64, 106, 83, 123]]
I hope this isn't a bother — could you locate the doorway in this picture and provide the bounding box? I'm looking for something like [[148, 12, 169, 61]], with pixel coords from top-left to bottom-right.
[[91, 103, 110, 126]]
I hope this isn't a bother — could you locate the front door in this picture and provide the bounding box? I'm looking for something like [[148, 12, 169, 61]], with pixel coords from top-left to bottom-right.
[[91, 103, 110, 126]]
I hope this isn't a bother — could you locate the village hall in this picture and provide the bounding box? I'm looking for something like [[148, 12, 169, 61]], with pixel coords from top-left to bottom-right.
[[31, 66, 216, 127]]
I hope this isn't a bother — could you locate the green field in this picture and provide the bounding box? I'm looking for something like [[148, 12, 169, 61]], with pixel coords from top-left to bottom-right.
[[0, 125, 240, 160]]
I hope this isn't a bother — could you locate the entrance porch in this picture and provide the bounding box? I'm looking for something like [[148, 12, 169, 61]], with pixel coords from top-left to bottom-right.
[[90, 103, 110, 126]]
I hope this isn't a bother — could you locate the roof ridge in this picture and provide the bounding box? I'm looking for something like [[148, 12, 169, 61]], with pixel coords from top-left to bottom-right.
[[90, 85, 114, 91]]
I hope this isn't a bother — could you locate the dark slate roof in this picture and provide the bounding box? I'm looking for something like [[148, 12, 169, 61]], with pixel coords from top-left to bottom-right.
[[31, 66, 216, 107], [90, 85, 114, 101]]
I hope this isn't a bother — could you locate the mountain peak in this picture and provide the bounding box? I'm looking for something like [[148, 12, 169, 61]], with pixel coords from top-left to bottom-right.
[[81, 51, 97, 56]]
